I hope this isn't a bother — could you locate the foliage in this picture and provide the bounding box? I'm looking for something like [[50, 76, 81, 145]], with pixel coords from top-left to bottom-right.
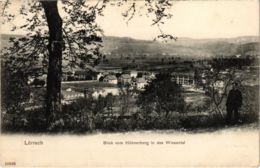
[[202, 68, 235, 118], [1, 0, 103, 72], [92, 95, 106, 114], [239, 85, 259, 123], [49, 94, 118, 131], [1, 58, 31, 113], [1, 0, 176, 124], [137, 73, 185, 117], [118, 84, 136, 115], [185, 97, 211, 113], [210, 57, 256, 70], [105, 93, 116, 113], [1, 95, 257, 133], [1, 0, 175, 70]]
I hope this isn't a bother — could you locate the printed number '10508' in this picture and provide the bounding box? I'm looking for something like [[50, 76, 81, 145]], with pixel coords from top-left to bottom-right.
[[5, 162, 16, 166]]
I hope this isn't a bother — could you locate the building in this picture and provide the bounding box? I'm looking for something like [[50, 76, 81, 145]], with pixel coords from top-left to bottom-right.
[[143, 72, 156, 81], [28, 73, 47, 87], [96, 72, 103, 81], [171, 72, 195, 87], [123, 70, 138, 78], [129, 70, 138, 78], [103, 75, 118, 84], [62, 71, 73, 81], [118, 74, 132, 85], [61, 88, 84, 104], [74, 70, 89, 80], [91, 87, 120, 99], [74, 70, 101, 80], [133, 78, 148, 90], [62, 68, 101, 81]]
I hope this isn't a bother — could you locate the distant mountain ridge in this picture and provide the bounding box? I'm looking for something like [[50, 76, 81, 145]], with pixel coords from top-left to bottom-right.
[[1, 34, 259, 58], [101, 36, 259, 58]]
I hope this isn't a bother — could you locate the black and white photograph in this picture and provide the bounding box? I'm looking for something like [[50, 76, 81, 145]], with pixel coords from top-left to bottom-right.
[[0, 0, 259, 167]]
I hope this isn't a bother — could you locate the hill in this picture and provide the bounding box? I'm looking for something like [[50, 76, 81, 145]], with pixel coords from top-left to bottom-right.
[[101, 36, 259, 58], [1, 34, 259, 58]]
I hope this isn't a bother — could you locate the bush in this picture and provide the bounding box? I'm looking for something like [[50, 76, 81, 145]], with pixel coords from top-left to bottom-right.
[[240, 85, 259, 123], [137, 73, 185, 118], [1, 108, 46, 133], [2, 84, 258, 133]]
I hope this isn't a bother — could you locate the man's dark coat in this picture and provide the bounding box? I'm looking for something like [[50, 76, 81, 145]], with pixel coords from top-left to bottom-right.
[[226, 89, 242, 109]]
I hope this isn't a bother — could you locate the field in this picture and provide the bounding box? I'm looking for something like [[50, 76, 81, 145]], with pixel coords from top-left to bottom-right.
[[62, 81, 117, 92], [96, 57, 194, 72]]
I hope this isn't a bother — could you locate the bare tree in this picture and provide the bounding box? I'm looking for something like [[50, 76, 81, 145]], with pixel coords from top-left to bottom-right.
[[205, 68, 236, 118]]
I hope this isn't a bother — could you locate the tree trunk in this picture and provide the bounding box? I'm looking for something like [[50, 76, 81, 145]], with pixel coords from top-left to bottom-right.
[[41, 1, 63, 127]]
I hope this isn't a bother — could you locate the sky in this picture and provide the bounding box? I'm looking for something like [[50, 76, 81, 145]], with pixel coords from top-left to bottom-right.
[[1, 0, 259, 40]]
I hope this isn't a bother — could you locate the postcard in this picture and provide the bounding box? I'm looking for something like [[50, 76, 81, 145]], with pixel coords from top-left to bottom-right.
[[0, 0, 259, 167]]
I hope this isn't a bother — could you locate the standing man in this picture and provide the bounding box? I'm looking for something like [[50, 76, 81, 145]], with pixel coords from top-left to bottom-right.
[[226, 82, 243, 124]]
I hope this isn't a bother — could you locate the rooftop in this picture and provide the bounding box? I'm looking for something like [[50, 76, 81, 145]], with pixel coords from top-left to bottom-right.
[[120, 74, 131, 79], [171, 72, 195, 76], [104, 75, 117, 80], [136, 78, 147, 83]]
